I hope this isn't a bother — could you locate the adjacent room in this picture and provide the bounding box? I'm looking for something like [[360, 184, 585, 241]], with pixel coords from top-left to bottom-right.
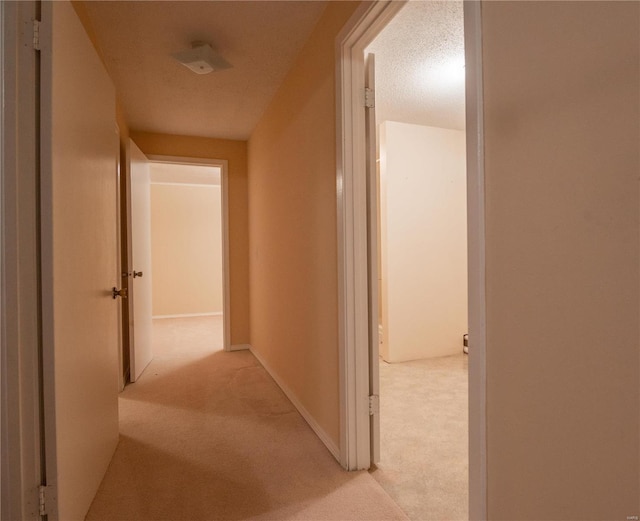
[[149, 162, 225, 357], [366, 3, 469, 519]]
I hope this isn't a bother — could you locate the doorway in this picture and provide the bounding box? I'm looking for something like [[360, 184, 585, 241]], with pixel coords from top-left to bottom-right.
[[122, 152, 233, 386], [149, 162, 226, 357], [336, 0, 486, 518], [364, 3, 469, 518]]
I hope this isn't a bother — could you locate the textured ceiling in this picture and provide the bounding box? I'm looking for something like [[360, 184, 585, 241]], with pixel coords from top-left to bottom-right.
[[83, 1, 327, 140], [366, 1, 466, 131]]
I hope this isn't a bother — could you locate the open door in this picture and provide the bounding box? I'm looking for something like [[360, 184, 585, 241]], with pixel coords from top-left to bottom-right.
[[40, 2, 120, 518], [128, 140, 153, 381], [365, 53, 380, 464]]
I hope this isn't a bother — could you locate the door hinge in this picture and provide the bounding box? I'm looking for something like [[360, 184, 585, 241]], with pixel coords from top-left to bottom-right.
[[33, 19, 41, 51], [365, 87, 375, 109], [38, 485, 47, 517], [368, 394, 379, 415]]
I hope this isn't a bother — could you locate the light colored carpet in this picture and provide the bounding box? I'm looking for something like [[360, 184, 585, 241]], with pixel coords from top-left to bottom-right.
[[370, 354, 468, 521], [86, 316, 408, 521]]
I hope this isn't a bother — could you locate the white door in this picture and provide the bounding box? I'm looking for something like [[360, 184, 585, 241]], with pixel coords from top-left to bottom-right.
[[129, 140, 153, 381], [365, 53, 380, 464], [40, 2, 120, 519]]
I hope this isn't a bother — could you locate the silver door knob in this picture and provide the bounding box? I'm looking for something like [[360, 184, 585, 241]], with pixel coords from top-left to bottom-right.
[[112, 287, 128, 299], [133, 271, 143, 278]]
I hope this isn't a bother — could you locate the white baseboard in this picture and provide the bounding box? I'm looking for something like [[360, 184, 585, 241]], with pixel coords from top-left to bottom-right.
[[248, 346, 341, 461], [153, 312, 222, 319], [228, 343, 251, 352]]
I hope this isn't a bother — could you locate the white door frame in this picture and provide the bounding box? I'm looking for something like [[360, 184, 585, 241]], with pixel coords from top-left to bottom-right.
[[335, 0, 405, 473], [145, 154, 232, 352], [335, 1, 487, 518], [463, 2, 488, 518], [0, 1, 45, 519]]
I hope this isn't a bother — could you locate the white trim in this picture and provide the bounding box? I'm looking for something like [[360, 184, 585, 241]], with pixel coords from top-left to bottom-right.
[[1, 2, 46, 519], [464, 1, 488, 519], [152, 312, 222, 319], [335, 0, 406, 471], [220, 160, 232, 354], [144, 155, 232, 353], [249, 346, 341, 461], [149, 182, 220, 188], [228, 343, 251, 352], [145, 154, 222, 167]]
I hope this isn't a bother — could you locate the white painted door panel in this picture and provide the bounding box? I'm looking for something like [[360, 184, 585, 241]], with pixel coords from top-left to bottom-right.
[[365, 53, 380, 464], [40, 2, 120, 519], [129, 140, 153, 381]]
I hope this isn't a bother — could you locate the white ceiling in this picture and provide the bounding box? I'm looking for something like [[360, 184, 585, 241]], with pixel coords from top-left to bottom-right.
[[83, 1, 328, 140], [366, 1, 466, 131]]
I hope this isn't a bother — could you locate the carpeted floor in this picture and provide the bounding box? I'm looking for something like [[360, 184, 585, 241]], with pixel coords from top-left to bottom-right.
[[86, 316, 408, 521], [370, 354, 468, 521]]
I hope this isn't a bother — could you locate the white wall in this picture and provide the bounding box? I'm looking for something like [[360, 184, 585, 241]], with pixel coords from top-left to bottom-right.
[[150, 165, 223, 317], [380, 121, 467, 362]]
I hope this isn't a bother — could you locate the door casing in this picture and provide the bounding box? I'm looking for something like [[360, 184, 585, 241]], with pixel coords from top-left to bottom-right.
[[335, 1, 488, 518], [0, 1, 44, 519]]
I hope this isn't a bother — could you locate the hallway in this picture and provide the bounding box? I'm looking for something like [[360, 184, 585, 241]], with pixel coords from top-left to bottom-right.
[[86, 317, 408, 520]]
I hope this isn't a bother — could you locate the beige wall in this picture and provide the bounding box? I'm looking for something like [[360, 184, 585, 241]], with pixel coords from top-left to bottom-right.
[[380, 121, 467, 362], [481, 2, 639, 518], [150, 182, 223, 316], [131, 132, 249, 345], [247, 2, 361, 447]]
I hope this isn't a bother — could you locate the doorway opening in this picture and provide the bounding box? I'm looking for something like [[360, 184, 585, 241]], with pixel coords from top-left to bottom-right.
[[365, 2, 468, 518], [149, 162, 227, 354], [336, 0, 486, 518], [121, 151, 232, 387]]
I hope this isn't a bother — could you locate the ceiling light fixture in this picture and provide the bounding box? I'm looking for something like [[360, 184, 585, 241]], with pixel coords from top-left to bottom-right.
[[172, 41, 231, 75]]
